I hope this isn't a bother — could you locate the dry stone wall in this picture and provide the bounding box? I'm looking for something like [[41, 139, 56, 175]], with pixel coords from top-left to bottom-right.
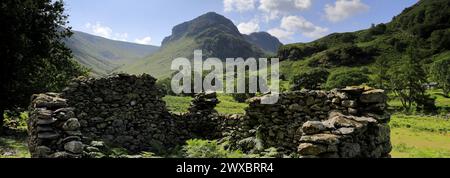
[[230, 87, 391, 158], [27, 74, 391, 158], [28, 74, 190, 158], [60, 74, 186, 152]]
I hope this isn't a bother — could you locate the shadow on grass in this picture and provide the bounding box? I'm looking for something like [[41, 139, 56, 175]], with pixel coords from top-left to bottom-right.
[[0, 127, 30, 158]]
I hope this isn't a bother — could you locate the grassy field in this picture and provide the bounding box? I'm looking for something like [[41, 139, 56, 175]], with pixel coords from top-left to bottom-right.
[[390, 114, 450, 158]]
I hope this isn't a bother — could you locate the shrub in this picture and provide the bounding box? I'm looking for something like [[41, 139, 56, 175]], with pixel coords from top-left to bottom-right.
[[3, 111, 28, 131], [156, 77, 176, 96], [325, 69, 370, 89], [430, 29, 450, 52], [291, 68, 329, 90], [430, 58, 450, 97], [278, 43, 326, 61], [232, 93, 256, 103], [310, 44, 374, 67], [369, 23, 387, 36], [183, 139, 245, 158]]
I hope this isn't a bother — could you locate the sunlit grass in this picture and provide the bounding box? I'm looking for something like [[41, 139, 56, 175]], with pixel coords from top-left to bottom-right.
[[390, 114, 450, 158], [163, 94, 247, 115]]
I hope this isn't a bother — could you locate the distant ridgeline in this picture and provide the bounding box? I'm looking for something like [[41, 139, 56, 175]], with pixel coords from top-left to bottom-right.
[[27, 74, 391, 158], [64, 31, 160, 76]]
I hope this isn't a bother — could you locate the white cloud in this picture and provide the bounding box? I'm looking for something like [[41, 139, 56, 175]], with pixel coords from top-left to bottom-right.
[[268, 15, 328, 41], [84, 22, 130, 42], [224, 0, 256, 12], [259, 0, 312, 20], [85, 22, 113, 39], [280, 15, 328, 38], [325, 0, 369, 22], [134, 36, 152, 45], [268, 28, 294, 41], [237, 20, 260, 34], [113, 33, 129, 41]]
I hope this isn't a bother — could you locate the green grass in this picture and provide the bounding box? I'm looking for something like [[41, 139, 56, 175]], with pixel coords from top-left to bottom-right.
[[216, 95, 248, 115], [390, 114, 450, 133], [163, 95, 193, 114], [0, 136, 30, 158], [390, 114, 450, 158], [163, 94, 247, 115], [429, 90, 450, 107]]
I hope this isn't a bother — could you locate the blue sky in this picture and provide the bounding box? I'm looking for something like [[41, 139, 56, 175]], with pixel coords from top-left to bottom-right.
[[65, 0, 418, 46]]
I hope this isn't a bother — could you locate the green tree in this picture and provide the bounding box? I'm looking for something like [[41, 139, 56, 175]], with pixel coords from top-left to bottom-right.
[[156, 77, 176, 96], [291, 68, 329, 90], [372, 57, 390, 89], [387, 44, 436, 111], [325, 69, 370, 89], [0, 0, 88, 132], [430, 58, 450, 97]]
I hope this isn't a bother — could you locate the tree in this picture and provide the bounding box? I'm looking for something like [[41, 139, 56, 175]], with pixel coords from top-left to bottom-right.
[[369, 23, 387, 36], [430, 58, 450, 97], [429, 29, 450, 53], [156, 77, 176, 96], [311, 44, 373, 67], [372, 57, 390, 89], [387, 43, 436, 111], [325, 69, 370, 89], [291, 68, 329, 90], [0, 0, 88, 132]]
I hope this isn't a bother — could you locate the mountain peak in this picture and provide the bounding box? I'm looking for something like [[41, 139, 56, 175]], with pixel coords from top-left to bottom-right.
[[199, 11, 226, 19], [162, 12, 241, 46]]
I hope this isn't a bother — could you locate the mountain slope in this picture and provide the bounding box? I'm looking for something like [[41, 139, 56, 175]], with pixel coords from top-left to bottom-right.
[[277, 0, 450, 82], [64, 31, 159, 76], [244, 32, 283, 54], [118, 12, 278, 78]]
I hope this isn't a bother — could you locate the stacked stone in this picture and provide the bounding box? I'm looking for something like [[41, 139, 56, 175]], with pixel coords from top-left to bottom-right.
[[298, 88, 391, 158], [231, 87, 392, 158], [188, 92, 220, 113], [232, 90, 334, 153], [217, 114, 245, 139], [28, 93, 84, 158], [60, 74, 183, 152], [183, 92, 221, 139], [27, 75, 392, 158]]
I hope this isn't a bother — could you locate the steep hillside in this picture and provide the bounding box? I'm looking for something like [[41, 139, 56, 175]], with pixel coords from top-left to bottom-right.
[[64, 31, 159, 76], [244, 32, 283, 54], [118, 12, 279, 78], [277, 0, 450, 81]]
